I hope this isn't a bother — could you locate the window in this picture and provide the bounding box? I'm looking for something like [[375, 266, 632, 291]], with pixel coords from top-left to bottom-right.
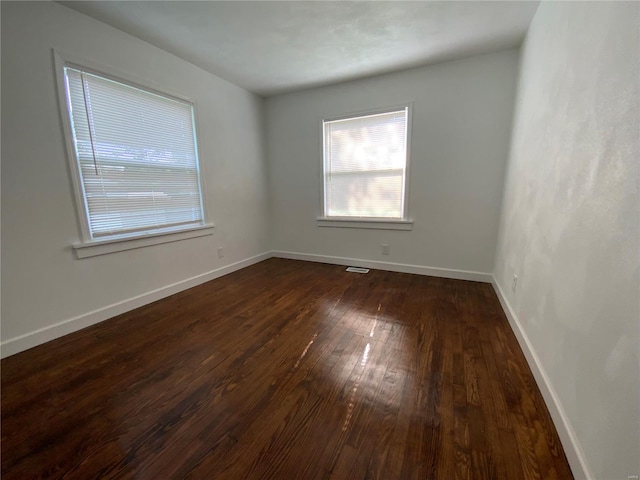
[[59, 60, 210, 255], [320, 106, 412, 229]]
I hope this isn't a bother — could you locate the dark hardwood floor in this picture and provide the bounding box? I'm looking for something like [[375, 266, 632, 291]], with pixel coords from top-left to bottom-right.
[[1, 258, 573, 479]]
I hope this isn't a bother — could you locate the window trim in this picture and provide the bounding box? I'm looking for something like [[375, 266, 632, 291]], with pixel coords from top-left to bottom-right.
[[53, 49, 212, 256], [316, 217, 413, 230], [319, 103, 413, 229], [73, 224, 215, 259]]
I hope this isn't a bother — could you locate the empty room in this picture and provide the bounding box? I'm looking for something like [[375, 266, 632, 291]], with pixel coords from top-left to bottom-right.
[[1, 1, 638, 479]]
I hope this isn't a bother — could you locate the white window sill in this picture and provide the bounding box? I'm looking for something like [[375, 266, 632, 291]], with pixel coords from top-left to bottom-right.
[[73, 224, 215, 259], [316, 218, 413, 231]]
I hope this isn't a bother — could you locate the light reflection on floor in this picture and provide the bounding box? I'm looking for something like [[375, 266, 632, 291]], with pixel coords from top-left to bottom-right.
[[341, 340, 373, 431], [342, 381, 360, 432], [305, 300, 410, 434], [293, 332, 318, 369]]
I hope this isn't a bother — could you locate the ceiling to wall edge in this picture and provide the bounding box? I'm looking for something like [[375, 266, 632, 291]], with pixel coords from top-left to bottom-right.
[[55, 1, 539, 98]]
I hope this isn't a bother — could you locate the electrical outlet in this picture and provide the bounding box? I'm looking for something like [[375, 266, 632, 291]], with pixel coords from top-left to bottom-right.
[[218, 247, 224, 259], [381, 244, 390, 255], [512, 274, 518, 293]]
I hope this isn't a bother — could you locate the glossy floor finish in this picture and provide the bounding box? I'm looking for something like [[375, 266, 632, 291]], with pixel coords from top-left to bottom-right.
[[1, 258, 573, 479]]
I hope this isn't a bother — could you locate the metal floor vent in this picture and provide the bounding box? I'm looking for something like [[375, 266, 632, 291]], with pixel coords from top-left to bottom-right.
[[346, 267, 370, 274]]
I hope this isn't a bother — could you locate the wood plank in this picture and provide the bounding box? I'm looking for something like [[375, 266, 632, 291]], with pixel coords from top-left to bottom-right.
[[1, 258, 574, 480]]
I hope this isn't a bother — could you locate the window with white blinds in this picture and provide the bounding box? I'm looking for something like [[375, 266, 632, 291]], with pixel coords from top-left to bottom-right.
[[323, 107, 409, 219], [63, 66, 205, 240]]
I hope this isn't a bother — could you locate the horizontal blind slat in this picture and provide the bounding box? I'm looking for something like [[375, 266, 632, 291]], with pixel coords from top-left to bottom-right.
[[65, 66, 204, 238], [324, 109, 408, 218]]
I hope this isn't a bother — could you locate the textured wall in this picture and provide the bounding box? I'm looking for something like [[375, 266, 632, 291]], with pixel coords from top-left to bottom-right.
[[1, 2, 270, 346], [494, 2, 639, 478], [266, 50, 519, 274]]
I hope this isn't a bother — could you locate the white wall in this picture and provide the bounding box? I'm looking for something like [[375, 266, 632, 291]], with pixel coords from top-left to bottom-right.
[[493, 2, 639, 479], [1, 1, 270, 354], [266, 50, 519, 276], [3, 2, 638, 476]]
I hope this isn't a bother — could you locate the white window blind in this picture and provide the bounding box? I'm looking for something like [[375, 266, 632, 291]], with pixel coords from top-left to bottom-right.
[[63, 66, 204, 239], [323, 108, 409, 219]]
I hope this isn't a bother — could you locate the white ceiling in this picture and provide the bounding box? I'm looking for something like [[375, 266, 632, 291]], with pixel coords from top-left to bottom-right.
[[59, 1, 539, 97]]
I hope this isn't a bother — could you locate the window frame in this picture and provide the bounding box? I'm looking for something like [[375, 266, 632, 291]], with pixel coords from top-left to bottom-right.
[[53, 49, 214, 257], [318, 104, 413, 231]]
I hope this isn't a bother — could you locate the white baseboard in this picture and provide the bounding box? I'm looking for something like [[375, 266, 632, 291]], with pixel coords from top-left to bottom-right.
[[0, 252, 271, 359], [491, 278, 593, 480], [2, 250, 488, 358], [272, 250, 493, 283], [0, 251, 593, 480]]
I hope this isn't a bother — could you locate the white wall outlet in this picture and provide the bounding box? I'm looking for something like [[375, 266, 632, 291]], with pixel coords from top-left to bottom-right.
[[381, 244, 390, 255], [512, 274, 518, 293], [217, 247, 224, 259]]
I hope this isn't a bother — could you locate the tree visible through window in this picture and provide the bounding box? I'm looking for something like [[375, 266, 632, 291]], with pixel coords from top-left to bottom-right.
[[63, 66, 205, 240], [323, 107, 409, 219]]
